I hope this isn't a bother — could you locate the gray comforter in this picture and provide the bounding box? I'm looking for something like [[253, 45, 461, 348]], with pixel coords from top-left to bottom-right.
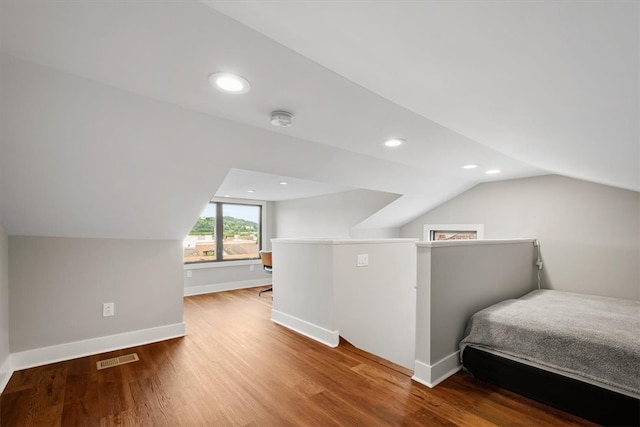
[[460, 289, 640, 396]]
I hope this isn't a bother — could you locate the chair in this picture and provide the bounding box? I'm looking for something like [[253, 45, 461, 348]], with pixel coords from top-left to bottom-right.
[[258, 250, 273, 296]]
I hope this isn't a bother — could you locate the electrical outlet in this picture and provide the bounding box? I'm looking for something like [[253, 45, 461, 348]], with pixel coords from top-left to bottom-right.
[[103, 302, 115, 317], [357, 254, 369, 267], [186, 270, 192, 278], [250, 264, 255, 271]]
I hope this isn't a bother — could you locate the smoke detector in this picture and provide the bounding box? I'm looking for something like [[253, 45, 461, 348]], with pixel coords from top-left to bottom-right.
[[271, 110, 294, 127]]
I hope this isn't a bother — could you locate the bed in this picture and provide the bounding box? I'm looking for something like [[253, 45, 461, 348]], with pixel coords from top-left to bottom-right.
[[460, 289, 640, 426]]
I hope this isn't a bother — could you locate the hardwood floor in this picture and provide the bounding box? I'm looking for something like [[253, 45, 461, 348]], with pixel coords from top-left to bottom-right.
[[1, 287, 596, 426]]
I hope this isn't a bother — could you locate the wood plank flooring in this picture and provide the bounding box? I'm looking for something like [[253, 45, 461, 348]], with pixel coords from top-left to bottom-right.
[[1, 287, 596, 426]]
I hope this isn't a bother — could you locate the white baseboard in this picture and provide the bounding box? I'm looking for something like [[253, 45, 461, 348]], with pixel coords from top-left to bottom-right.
[[9, 322, 186, 375], [412, 351, 461, 388], [0, 355, 13, 393], [184, 279, 268, 296], [271, 309, 339, 348]]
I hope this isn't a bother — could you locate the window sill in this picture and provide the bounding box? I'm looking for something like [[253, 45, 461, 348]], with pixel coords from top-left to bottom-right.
[[184, 259, 262, 270]]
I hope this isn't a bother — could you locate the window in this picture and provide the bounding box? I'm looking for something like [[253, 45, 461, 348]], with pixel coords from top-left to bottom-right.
[[423, 224, 484, 241], [430, 230, 477, 241], [184, 202, 262, 264]]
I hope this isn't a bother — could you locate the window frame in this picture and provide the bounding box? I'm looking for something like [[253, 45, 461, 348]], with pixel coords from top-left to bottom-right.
[[423, 223, 484, 242], [183, 198, 267, 266]]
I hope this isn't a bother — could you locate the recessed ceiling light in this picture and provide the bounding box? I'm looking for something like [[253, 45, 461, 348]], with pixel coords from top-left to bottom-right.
[[224, 195, 231, 198], [247, 189, 256, 193], [485, 169, 501, 175], [462, 164, 479, 169], [208, 72, 251, 94], [384, 138, 405, 147], [279, 181, 288, 185]]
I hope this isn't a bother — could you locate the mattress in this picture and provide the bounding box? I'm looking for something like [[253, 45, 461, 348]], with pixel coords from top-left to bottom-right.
[[459, 289, 640, 398]]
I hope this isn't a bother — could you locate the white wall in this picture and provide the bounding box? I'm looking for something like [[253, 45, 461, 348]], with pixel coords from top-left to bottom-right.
[[413, 239, 536, 387], [0, 57, 9, 388], [183, 263, 272, 295], [270, 238, 417, 369], [0, 220, 10, 389], [333, 241, 416, 369], [0, 55, 4, 224], [273, 189, 400, 239], [9, 236, 185, 353], [401, 175, 640, 299], [271, 240, 337, 346]]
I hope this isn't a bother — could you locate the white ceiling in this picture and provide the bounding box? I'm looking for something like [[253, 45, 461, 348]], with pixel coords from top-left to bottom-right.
[[0, 0, 637, 239], [215, 169, 355, 201], [209, 1, 639, 192]]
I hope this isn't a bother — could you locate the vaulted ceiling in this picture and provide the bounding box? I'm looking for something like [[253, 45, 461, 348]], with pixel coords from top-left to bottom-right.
[[0, 1, 637, 239]]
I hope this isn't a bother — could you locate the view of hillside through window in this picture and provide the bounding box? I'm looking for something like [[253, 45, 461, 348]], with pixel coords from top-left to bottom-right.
[[431, 230, 478, 241], [183, 203, 261, 263]]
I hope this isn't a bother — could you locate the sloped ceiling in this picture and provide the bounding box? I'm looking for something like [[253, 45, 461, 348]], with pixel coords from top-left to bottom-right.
[[209, 1, 639, 192], [0, 1, 637, 240], [214, 169, 355, 201]]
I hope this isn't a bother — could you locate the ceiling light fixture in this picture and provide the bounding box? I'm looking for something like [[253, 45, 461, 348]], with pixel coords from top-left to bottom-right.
[[279, 181, 288, 185], [271, 110, 294, 127], [384, 138, 405, 147], [247, 189, 256, 193], [462, 164, 479, 169], [208, 72, 251, 94], [485, 169, 501, 175]]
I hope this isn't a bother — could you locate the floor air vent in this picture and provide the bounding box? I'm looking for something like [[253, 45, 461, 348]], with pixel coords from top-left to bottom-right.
[[97, 353, 139, 370]]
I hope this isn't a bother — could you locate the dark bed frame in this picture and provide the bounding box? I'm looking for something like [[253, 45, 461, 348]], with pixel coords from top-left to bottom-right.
[[462, 346, 640, 427]]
